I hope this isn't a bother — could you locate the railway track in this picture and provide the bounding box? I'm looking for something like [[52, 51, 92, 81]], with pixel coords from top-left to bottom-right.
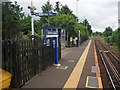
[[95, 39, 120, 90]]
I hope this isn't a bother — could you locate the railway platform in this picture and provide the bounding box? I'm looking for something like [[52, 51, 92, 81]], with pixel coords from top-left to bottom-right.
[[22, 39, 103, 89]]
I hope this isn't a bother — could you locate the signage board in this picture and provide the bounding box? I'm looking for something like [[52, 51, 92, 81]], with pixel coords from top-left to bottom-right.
[[43, 29, 58, 38], [42, 26, 60, 65], [46, 35, 58, 38], [34, 12, 56, 17]]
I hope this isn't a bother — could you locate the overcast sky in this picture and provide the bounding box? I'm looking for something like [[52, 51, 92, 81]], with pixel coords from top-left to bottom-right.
[[10, 0, 119, 32]]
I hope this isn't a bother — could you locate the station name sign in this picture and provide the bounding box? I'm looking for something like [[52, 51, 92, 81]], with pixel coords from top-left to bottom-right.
[[44, 29, 58, 38], [34, 12, 56, 17], [47, 30, 58, 35]]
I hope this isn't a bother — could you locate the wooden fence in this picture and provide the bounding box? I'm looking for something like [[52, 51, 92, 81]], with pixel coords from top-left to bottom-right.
[[2, 38, 61, 88]]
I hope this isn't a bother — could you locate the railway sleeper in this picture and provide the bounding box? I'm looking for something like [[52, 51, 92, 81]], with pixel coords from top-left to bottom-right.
[[102, 52, 120, 87], [95, 40, 120, 89], [103, 50, 109, 53], [115, 85, 120, 90]]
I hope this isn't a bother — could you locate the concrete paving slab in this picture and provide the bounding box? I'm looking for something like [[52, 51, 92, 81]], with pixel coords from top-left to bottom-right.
[[91, 66, 98, 73]]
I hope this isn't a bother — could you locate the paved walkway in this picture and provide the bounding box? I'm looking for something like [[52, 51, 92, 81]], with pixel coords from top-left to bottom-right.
[[22, 39, 102, 89]]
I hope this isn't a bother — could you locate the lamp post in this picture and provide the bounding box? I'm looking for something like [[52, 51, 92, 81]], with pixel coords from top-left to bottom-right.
[[28, 0, 36, 40], [48, 0, 50, 25], [118, 1, 120, 28], [78, 30, 80, 46], [76, 0, 79, 16], [76, 0, 80, 46], [76, 0, 79, 22]]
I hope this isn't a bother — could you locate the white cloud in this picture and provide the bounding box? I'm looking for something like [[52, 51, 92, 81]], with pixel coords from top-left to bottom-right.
[[10, 0, 119, 32], [77, 0, 119, 32]]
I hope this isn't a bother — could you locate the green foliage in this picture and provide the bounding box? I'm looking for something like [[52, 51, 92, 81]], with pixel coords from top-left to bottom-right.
[[41, 1, 53, 26], [2, 1, 23, 39], [20, 15, 31, 34], [49, 13, 76, 36], [93, 31, 102, 36], [21, 34, 29, 40], [2, 1, 92, 41], [54, 1, 60, 12], [41, 1, 53, 13], [59, 5, 73, 14], [103, 26, 113, 37], [111, 28, 120, 51], [20, 17, 41, 39], [21, 30, 41, 40], [74, 23, 86, 37], [2, 1, 41, 40], [82, 19, 92, 35], [40, 1, 92, 39], [103, 27, 120, 52], [48, 13, 92, 37], [38, 17, 48, 27]]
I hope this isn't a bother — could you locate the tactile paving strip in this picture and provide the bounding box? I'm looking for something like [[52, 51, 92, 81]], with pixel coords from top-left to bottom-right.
[[86, 76, 99, 88]]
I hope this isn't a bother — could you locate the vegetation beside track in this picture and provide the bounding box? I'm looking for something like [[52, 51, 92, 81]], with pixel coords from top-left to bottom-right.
[[93, 27, 120, 52]]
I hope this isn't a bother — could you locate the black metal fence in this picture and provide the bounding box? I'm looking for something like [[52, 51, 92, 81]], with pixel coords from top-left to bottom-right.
[[2, 38, 61, 88]]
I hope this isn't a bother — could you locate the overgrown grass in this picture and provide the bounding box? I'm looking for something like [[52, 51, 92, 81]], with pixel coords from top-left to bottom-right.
[[95, 35, 120, 52]]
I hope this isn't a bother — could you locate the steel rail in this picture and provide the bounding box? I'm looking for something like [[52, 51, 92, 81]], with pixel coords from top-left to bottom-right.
[[103, 52, 120, 85], [95, 40, 120, 90], [97, 40, 120, 80], [98, 40, 120, 63]]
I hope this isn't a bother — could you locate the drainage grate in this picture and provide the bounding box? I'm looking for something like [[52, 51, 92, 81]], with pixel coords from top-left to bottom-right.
[[56, 66, 68, 70], [91, 66, 98, 73], [86, 76, 99, 88]]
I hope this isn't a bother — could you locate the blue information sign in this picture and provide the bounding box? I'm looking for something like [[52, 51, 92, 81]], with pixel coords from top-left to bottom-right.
[[42, 26, 60, 65], [34, 12, 56, 17], [43, 27, 58, 38]]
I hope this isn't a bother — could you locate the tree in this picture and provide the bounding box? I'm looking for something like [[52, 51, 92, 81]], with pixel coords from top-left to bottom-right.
[[82, 19, 92, 35], [117, 28, 120, 51], [54, 1, 60, 13], [41, 1, 53, 26], [20, 15, 31, 35], [59, 5, 72, 14], [103, 26, 113, 37], [49, 13, 77, 36], [94, 31, 102, 36], [2, 1, 24, 40], [0, 3, 2, 37], [87, 24, 92, 35], [41, 1, 53, 13], [111, 28, 120, 51], [40, 1, 92, 41]]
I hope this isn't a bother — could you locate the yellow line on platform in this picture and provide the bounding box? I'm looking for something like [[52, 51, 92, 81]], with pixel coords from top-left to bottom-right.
[[94, 40, 103, 89], [63, 40, 92, 89]]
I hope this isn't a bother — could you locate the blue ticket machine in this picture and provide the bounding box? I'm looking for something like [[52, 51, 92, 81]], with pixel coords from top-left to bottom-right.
[[42, 26, 61, 66]]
